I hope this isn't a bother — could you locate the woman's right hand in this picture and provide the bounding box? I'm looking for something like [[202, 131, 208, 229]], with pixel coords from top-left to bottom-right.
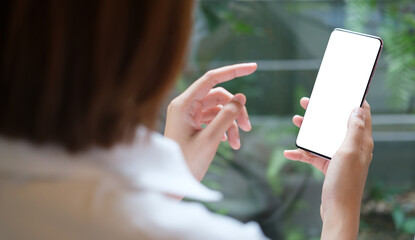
[[284, 97, 374, 240], [164, 63, 256, 182]]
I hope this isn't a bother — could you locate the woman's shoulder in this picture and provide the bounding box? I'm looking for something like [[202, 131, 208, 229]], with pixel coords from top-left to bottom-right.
[[0, 129, 268, 240]]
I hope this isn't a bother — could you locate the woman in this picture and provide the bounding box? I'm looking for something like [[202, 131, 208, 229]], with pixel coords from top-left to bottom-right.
[[0, 0, 373, 239]]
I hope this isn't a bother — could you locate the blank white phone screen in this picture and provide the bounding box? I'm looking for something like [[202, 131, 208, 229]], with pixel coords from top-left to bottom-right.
[[296, 29, 382, 159]]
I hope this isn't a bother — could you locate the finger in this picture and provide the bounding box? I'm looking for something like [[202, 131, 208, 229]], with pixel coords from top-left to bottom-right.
[[186, 63, 257, 101], [202, 88, 251, 131], [238, 105, 252, 132], [201, 106, 222, 123], [201, 105, 251, 133], [227, 120, 240, 150], [361, 101, 374, 154], [284, 149, 329, 174], [204, 116, 227, 141], [201, 87, 232, 109], [202, 110, 238, 143], [292, 115, 304, 128], [202, 119, 227, 141], [222, 132, 227, 141], [202, 94, 246, 144], [361, 100, 372, 136], [300, 97, 310, 110], [339, 107, 366, 152]]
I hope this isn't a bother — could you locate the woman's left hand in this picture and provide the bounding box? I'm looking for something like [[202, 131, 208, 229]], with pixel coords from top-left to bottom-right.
[[165, 63, 257, 181]]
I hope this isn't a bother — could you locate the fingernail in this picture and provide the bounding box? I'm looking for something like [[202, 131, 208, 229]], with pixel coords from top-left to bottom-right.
[[247, 119, 252, 129], [237, 138, 241, 147], [353, 107, 366, 120]]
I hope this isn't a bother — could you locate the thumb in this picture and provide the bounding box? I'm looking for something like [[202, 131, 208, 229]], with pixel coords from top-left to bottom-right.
[[202, 93, 246, 143], [340, 107, 366, 152]]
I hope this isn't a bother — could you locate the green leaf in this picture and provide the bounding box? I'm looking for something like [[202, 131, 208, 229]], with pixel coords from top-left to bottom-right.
[[293, 84, 307, 115], [207, 164, 226, 176], [266, 148, 288, 195], [285, 227, 306, 240], [310, 165, 324, 182], [232, 22, 254, 34], [216, 142, 234, 160], [402, 217, 415, 234], [201, 179, 222, 191], [392, 206, 405, 230]]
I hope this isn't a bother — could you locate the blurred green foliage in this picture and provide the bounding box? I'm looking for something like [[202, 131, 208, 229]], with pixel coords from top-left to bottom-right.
[[346, 0, 415, 112], [392, 205, 415, 234], [200, 1, 254, 35], [381, 2, 415, 112], [182, 1, 415, 239]]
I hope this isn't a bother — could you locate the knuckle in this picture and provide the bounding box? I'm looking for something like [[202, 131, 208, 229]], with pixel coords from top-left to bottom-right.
[[203, 70, 219, 87], [363, 102, 371, 116], [215, 86, 226, 93], [367, 137, 374, 151], [204, 69, 217, 80], [351, 119, 365, 131], [232, 68, 238, 79], [224, 103, 241, 116], [212, 88, 230, 104], [168, 98, 182, 109]]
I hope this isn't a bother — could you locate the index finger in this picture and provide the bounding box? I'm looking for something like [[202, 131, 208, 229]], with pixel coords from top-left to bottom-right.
[[361, 100, 372, 136], [185, 63, 257, 100], [340, 107, 366, 153]]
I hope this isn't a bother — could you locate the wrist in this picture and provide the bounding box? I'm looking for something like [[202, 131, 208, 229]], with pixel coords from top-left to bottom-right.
[[321, 200, 361, 240]]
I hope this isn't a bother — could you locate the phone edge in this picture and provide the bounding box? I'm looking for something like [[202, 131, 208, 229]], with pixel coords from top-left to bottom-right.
[[295, 28, 383, 160]]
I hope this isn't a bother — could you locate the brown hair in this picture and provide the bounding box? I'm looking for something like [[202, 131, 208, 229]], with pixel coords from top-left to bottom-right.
[[0, 0, 194, 151]]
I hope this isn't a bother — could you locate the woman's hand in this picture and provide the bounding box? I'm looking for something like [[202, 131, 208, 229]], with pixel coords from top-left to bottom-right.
[[165, 63, 256, 181], [284, 97, 374, 240]]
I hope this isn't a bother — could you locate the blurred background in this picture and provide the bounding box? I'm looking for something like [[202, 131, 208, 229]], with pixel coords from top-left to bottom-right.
[[171, 0, 415, 239]]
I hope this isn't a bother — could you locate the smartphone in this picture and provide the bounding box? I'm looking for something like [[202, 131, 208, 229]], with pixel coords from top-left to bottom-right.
[[295, 28, 383, 159]]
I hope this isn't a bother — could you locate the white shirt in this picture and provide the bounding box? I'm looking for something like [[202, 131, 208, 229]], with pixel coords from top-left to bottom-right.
[[0, 127, 268, 240]]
